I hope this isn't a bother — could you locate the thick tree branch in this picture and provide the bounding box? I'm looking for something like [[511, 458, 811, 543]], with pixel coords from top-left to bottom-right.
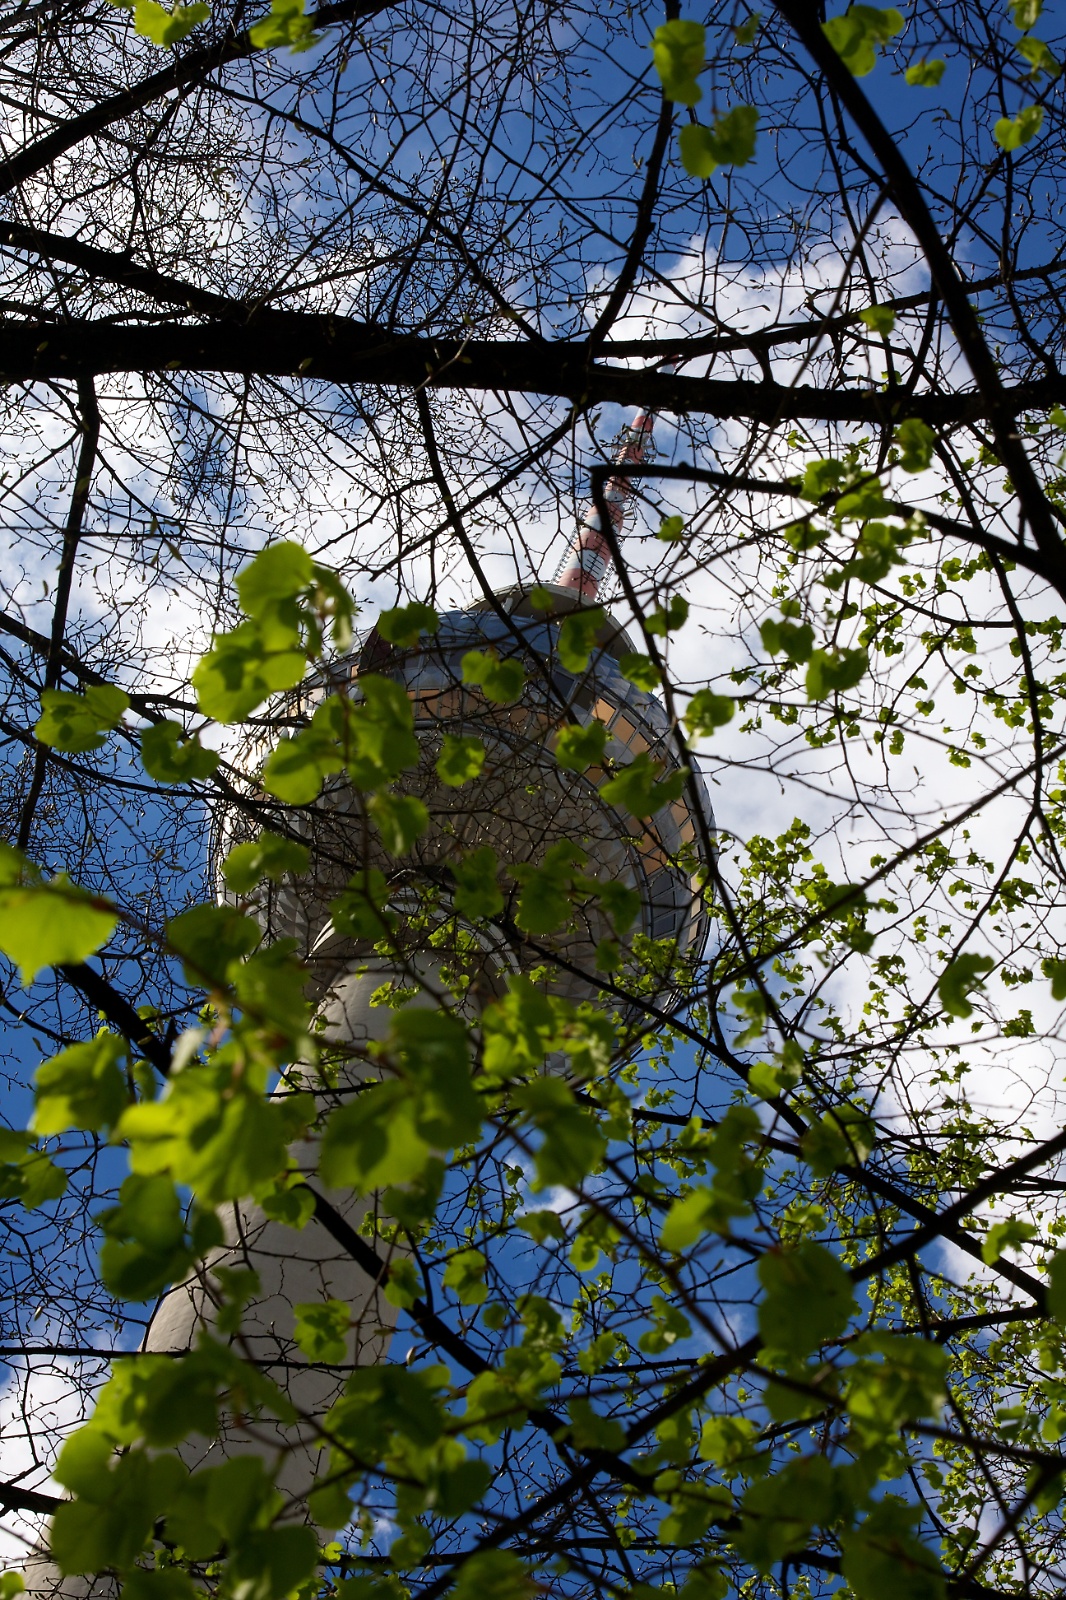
[[1, 318, 1063, 426]]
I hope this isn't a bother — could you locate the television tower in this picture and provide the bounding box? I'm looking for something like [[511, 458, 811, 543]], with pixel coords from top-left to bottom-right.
[[26, 398, 713, 1590]]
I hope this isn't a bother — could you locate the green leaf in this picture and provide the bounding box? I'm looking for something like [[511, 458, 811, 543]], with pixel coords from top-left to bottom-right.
[[260, 727, 337, 804], [844, 1332, 949, 1444], [388, 1006, 480, 1147], [858, 304, 895, 334], [293, 1299, 350, 1364], [97, 1173, 202, 1301], [443, 1247, 489, 1305], [905, 57, 945, 85], [1017, 35, 1060, 78], [679, 104, 759, 178], [462, 649, 526, 704], [557, 607, 606, 672], [513, 1076, 606, 1190], [133, 0, 210, 45], [436, 733, 486, 786], [835, 478, 889, 520], [684, 688, 735, 737], [600, 750, 688, 816], [982, 1218, 1036, 1264], [657, 514, 685, 541], [517, 1209, 566, 1244], [512, 840, 585, 934], [452, 845, 504, 921], [249, 0, 317, 49], [222, 830, 310, 894], [166, 902, 262, 987], [646, 595, 689, 636], [1046, 1250, 1066, 1322], [140, 720, 220, 782], [451, 1550, 537, 1600], [1011, 0, 1042, 27], [229, 1526, 320, 1600], [555, 719, 609, 771], [734, 10, 761, 44], [617, 651, 661, 690], [994, 104, 1044, 150], [330, 868, 394, 938], [237, 543, 314, 614], [369, 791, 429, 854], [757, 1240, 857, 1357], [800, 1103, 876, 1174], [0, 1130, 67, 1208], [839, 1498, 945, 1600], [661, 1185, 742, 1251], [377, 602, 440, 646], [649, 17, 706, 105], [1042, 955, 1066, 999], [805, 647, 869, 701], [937, 951, 994, 1018], [35, 684, 129, 753], [33, 1030, 127, 1136], [894, 416, 936, 471], [383, 1258, 422, 1309], [0, 846, 116, 985], [822, 6, 904, 76], [735, 1454, 841, 1570], [800, 456, 849, 499], [320, 1081, 431, 1192], [760, 616, 814, 664], [567, 1395, 626, 1451], [193, 619, 306, 722]]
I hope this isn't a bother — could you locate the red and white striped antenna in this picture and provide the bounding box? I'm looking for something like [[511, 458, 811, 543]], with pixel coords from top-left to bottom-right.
[[553, 364, 677, 601]]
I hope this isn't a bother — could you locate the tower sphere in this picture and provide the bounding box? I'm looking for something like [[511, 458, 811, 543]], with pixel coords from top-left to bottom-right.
[[231, 584, 714, 1021]]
